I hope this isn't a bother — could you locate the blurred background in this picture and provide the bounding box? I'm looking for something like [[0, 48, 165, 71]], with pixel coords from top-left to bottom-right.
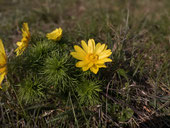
[[0, 0, 169, 49]]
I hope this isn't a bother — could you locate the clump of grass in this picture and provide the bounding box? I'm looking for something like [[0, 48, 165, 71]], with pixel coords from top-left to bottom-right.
[[5, 34, 103, 114]]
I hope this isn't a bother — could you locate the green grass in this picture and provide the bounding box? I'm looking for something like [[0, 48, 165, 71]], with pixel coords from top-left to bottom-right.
[[0, 0, 170, 127]]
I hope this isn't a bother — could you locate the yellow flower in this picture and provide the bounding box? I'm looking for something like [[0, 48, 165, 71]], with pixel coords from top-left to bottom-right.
[[0, 39, 7, 88], [46, 28, 62, 41], [15, 23, 30, 56], [71, 39, 112, 74]]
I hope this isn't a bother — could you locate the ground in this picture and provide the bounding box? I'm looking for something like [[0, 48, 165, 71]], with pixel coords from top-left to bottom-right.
[[0, 0, 170, 127]]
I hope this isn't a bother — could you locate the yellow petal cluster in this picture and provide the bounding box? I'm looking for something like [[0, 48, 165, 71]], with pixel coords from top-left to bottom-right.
[[71, 39, 112, 74], [46, 28, 62, 41], [15, 23, 30, 56], [0, 39, 7, 88]]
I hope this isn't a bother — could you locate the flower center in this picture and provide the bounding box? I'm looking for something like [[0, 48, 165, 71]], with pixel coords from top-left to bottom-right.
[[87, 53, 99, 62]]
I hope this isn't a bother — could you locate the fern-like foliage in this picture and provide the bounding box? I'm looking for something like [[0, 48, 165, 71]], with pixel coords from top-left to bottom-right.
[[43, 51, 77, 92], [18, 75, 45, 104], [76, 79, 102, 105]]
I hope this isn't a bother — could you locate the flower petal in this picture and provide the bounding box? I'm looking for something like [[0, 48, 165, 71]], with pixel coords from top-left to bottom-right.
[[15, 44, 27, 56], [95, 43, 101, 52], [81, 40, 88, 53], [15, 23, 30, 56], [0, 66, 6, 74], [76, 60, 89, 67], [97, 64, 107, 68], [104, 45, 108, 50], [99, 50, 112, 59], [16, 41, 23, 46], [0, 72, 6, 88], [0, 40, 7, 65], [96, 58, 112, 64], [22, 23, 30, 38], [0, 39, 5, 57], [46, 28, 62, 41], [70, 52, 85, 60], [88, 39, 95, 53], [22, 23, 29, 32], [90, 65, 99, 74], [88, 62, 94, 68], [95, 44, 106, 54], [82, 66, 89, 71], [74, 45, 86, 55], [58, 28, 62, 34], [82, 62, 93, 71]]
